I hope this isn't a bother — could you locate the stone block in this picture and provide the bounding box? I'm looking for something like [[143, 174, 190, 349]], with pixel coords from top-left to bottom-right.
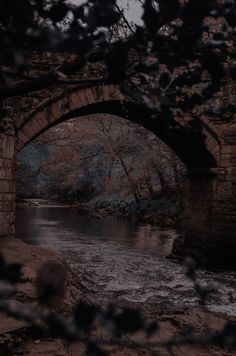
[[50, 102, 62, 120], [0, 223, 12, 236], [84, 88, 96, 105], [0, 180, 15, 193], [2, 136, 14, 159], [0, 200, 14, 212], [0, 169, 13, 180], [0, 212, 15, 225], [32, 112, 49, 131], [223, 131, 236, 145], [15, 139, 25, 152], [17, 131, 30, 145], [78, 90, 89, 106], [3, 159, 13, 169], [102, 85, 123, 101], [216, 182, 232, 196], [5, 169, 13, 180], [92, 86, 102, 102], [232, 183, 236, 196], [0, 193, 15, 202], [21, 124, 36, 140], [211, 145, 220, 162], [44, 108, 55, 124], [69, 92, 81, 109], [221, 146, 233, 155], [0, 170, 7, 180]]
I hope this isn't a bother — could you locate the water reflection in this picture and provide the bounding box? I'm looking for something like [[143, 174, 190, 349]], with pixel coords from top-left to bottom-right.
[[16, 207, 177, 257]]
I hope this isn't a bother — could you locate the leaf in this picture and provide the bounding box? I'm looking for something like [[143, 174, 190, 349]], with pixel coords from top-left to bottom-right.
[[87, 2, 120, 29], [48, 2, 69, 23], [230, 68, 236, 81], [104, 41, 129, 81], [0, 255, 22, 284], [159, 72, 171, 89], [142, 0, 160, 35], [216, 322, 236, 348], [179, 94, 203, 111], [182, 0, 211, 26], [114, 308, 144, 334], [224, 2, 236, 27], [158, 0, 180, 20], [145, 320, 159, 336], [36, 262, 66, 306], [73, 301, 98, 330], [0, 281, 17, 298], [86, 342, 108, 356]]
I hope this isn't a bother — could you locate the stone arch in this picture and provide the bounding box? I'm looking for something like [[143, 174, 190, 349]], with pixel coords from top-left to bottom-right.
[[0, 83, 234, 265], [16, 84, 220, 169]]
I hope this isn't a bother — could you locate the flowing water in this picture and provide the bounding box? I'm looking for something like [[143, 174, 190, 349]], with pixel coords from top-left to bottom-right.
[[16, 202, 236, 316]]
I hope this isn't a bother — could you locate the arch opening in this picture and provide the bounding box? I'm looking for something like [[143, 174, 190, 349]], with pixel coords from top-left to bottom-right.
[[16, 113, 185, 206], [16, 85, 219, 170]]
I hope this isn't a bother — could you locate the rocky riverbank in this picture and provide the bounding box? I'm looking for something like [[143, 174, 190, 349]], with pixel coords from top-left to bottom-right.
[[0, 238, 235, 355]]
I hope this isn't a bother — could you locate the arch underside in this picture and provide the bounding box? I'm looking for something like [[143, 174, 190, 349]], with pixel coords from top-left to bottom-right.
[[17, 100, 217, 168]]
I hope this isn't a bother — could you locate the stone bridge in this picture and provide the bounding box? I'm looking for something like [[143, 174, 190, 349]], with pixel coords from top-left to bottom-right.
[[1, 80, 236, 265]]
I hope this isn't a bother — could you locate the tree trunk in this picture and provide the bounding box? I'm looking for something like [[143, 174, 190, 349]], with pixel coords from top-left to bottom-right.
[[105, 138, 140, 203], [171, 154, 181, 193]]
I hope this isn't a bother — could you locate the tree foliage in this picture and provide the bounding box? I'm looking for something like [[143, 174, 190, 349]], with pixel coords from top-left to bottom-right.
[[0, 0, 235, 125]]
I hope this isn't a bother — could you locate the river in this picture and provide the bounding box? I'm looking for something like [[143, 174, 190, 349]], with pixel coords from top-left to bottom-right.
[[16, 202, 236, 316]]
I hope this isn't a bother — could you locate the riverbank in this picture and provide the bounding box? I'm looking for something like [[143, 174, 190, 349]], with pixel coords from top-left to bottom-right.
[[1, 237, 235, 355], [16, 198, 39, 208], [0, 237, 84, 354], [71, 193, 183, 228]]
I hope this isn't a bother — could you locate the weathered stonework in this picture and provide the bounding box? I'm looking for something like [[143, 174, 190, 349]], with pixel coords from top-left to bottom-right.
[[0, 120, 16, 237], [183, 128, 236, 266]]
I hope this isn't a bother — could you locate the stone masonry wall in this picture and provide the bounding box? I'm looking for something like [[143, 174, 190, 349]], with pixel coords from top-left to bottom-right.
[[0, 121, 16, 237], [183, 127, 236, 266]]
